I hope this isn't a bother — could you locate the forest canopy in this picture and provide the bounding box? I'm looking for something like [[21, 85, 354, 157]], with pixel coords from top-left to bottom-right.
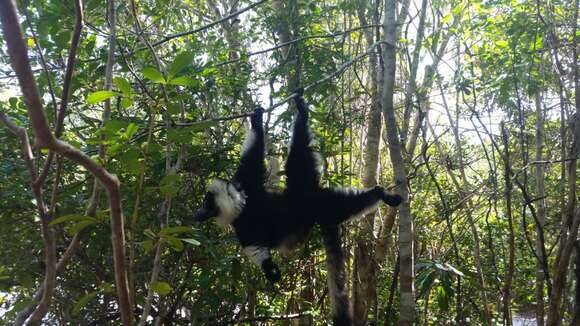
[[0, 0, 578, 325]]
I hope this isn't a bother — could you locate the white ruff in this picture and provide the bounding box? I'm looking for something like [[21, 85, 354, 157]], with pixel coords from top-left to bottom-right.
[[208, 179, 246, 228], [242, 245, 270, 266]]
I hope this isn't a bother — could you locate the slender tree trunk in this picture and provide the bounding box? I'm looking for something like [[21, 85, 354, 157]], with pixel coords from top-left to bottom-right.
[[381, 0, 414, 323], [535, 92, 547, 326], [352, 1, 381, 324], [574, 241, 580, 325], [547, 0, 579, 321], [501, 123, 515, 326]]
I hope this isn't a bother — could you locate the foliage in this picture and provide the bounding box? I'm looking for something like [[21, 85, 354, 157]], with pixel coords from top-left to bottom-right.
[[0, 0, 577, 324]]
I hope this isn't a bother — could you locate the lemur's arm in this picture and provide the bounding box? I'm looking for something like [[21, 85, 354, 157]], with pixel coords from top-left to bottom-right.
[[233, 107, 266, 193], [242, 245, 281, 283]]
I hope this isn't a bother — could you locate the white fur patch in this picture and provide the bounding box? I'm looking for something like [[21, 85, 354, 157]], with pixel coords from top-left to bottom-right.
[[241, 122, 256, 155], [242, 245, 270, 266], [208, 179, 246, 228]]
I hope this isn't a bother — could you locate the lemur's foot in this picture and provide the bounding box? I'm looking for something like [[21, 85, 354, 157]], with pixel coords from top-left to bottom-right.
[[375, 186, 403, 207], [261, 258, 281, 283], [251, 106, 264, 127], [293, 88, 308, 114]]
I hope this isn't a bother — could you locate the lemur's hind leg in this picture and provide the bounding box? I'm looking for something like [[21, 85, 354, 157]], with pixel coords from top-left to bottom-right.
[[315, 186, 402, 225], [242, 245, 281, 283], [285, 89, 321, 193], [233, 107, 267, 193]]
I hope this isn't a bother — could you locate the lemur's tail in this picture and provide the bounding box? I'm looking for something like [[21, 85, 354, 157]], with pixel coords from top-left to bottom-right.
[[321, 225, 353, 326]]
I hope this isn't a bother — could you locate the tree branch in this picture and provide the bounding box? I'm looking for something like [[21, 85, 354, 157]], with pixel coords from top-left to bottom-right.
[[0, 2, 132, 325]]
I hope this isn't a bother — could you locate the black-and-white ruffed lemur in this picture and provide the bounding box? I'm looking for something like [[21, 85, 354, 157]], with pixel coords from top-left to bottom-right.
[[193, 91, 402, 283]]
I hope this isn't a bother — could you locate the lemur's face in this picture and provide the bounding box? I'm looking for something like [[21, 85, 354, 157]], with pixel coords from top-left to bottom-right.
[[193, 191, 219, 221], [193, 179, 246, 226]]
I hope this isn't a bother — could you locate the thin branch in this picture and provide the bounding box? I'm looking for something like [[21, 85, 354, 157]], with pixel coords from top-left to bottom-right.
[[35, 0, 84, 189], [132, 0, 268, 53], [0, 112, 56, 326], [212, 24, 381, 68]]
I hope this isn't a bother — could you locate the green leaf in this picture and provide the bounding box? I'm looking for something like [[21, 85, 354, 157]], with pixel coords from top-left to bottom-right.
[[144, 229, 157, 239], [164, 235, 184, 252], [49, 214, 96, 226], [443, 263, 464, 277], [99, 282, 114, 293], [168, 76, 193, 86], [113, 77, 132, 95], [9, 97, 18, 109], [159, 226, 193, 235], [123, 123, 139, 139], [142, 67, 165, 83], [417, 270, 437, 298], [120, 97, 133, 109], [168, 51, 194, 77], [191, 120, 218, 132], [142, 240, 154, 253], [436, 285, 450, 311], [67, 220, 96, 236], [168, 102, 181, 115], [496, 40, 509, 48], [159, 173, 180, 196], [12, 298, 37, 312], [150, 281, 172, 295], [73, 291, 98, 315], [87, 91, 119, 104], [180, 238, 200, 246]]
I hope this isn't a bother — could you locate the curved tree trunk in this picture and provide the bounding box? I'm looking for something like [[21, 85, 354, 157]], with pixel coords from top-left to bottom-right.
[[381, 0, 414, 323]]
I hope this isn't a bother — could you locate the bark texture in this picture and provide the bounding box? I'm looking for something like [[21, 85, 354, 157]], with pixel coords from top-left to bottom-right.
[[381, 0, 415, 323]]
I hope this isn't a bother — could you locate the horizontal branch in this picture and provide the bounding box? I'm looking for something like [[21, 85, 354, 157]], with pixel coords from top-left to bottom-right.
[[176, 41, 384, 127]]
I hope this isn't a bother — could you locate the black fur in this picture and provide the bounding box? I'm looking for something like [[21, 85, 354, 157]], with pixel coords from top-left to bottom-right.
[[194, 92, 402, 282]]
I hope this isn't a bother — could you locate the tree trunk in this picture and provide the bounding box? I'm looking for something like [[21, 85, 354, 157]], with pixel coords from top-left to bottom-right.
[[322, 225, 353, 326], [381, 0, 414, 323], [534, 92, 547, 326], [352, 1, 381, 324], [501, 122, 515, 326], [546, 0, 579, 320]]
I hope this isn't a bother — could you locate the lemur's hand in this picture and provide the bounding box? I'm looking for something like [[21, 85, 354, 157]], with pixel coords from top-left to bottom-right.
[[261, 258, 281, 283], [251, 107, 264, 128], [375, 186, 403, 207]]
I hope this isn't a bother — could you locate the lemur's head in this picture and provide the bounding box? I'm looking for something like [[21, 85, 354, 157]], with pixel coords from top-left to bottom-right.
[[193, 179, 246, 227]]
